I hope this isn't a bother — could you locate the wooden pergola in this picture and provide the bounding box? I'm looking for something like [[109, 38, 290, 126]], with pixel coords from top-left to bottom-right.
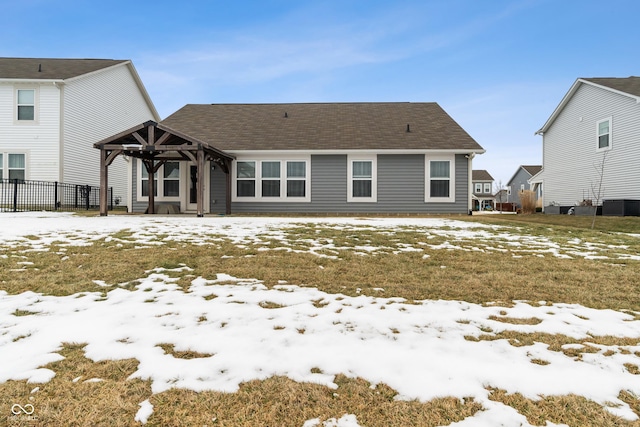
[[94, 121, 234, 216]]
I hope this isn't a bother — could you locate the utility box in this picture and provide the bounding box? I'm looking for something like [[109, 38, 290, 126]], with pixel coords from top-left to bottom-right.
[[602, 199, 640, 216]]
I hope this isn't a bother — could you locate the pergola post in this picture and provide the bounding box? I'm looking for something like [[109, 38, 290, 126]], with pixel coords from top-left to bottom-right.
[[99, 148, 109, 216], [144, 159, 156, 214], [197, 145, 205, 217]]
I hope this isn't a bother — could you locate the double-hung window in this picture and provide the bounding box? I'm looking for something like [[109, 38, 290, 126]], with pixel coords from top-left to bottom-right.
[[597, 117, 612, 151], [17, 89, 35, 121], [234, 158, 310, 201], [474, 183, 482, 193], [139, 160, 180, 199], [483, 183, 491, 194], [425, 155, 455, 203], [237, 161, 257, 197], [261, 161, 281, 197], [347, 155, 377, 202], [8, 154, 26, 181], [287, 161, 306, 197]]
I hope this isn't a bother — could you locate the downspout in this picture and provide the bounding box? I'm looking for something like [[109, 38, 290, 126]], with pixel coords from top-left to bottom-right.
[[466, 153, 475, 215]]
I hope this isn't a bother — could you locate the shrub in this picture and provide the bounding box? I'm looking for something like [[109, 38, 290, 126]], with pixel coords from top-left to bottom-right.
[[519, 190, 537, 214]]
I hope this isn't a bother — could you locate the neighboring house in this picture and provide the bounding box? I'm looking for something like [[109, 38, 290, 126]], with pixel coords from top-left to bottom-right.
[[507, 165, 542, 208], [0, 57, 160, 208], [535, 77, 640, 213], [471, 169, 494, 211], [95, 103, 485, 215]]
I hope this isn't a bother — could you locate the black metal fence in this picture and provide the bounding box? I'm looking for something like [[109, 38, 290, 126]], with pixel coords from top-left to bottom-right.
[[0, 179, 113, 212]]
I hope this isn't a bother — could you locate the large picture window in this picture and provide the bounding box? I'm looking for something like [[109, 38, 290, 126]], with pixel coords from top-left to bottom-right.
[[234, 158, 310, 202], [425, 155, 455, 203]]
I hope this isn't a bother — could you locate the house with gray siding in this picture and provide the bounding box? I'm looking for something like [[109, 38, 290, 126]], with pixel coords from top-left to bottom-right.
[[535, 77, 640, 214], [0, 57, 160, 208], [97, 103, 485, 215], [507, 165, 542, 208], [471, 169, 494, 211]]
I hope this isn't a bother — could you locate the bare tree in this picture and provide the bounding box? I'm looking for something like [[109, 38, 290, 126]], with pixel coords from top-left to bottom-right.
[[590, 151, 609, 229]]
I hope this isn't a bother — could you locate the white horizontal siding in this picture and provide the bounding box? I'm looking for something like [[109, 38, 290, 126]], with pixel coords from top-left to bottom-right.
[[62, 63, 156, 202], [0, 83, 61, 181], [543, 83, 640, 206]]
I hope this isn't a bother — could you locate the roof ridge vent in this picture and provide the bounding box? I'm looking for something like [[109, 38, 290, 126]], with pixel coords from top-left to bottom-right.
[[38, 63, 42, 72], [406, 124, 411, 132], [284, 112, 288, 118]]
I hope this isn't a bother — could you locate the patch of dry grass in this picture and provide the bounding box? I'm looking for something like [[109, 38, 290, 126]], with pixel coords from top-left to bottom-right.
[[488, 387, 640, 427], [148, 375, 482, 426], [1, 214, 640, 425], [0, 343, 151, 426]]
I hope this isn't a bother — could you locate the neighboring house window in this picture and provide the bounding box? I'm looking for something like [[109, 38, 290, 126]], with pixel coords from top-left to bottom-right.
[[507, 187, 511, 196], [8, 154, 26, 181], [597, 117, 612, 151], [474, 183, 482, 193], [425, 155, 455, 203], [483, 183, 491, 194], [16, 89, 35, 121], [347, 155, 377, 202], [0, 153, 2, 180], [234, 158, 310, 202], [139, 161, 180, 199]]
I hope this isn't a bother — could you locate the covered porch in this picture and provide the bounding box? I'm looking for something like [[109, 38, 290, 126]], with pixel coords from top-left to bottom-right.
[[94, 121, 234, 216]]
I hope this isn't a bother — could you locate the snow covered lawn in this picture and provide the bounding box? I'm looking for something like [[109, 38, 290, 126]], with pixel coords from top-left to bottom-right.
[[1, 212, 639, 426]]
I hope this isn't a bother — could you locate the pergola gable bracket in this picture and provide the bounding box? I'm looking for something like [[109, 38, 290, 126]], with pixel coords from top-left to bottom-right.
[[132, 131, 148, 146], [105, 149, 122, 167]]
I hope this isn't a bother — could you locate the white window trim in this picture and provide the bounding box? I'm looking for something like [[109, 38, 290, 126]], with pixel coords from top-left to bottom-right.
[[483, 183, 491, 194], [347, 154, 377, 203], [14, 87, 38, 124], [425, 154, 455, 203], [232, 156, 311, 202], [596, 117, 612, 152], [136, 159, 182, 202], [474, 183, 482, 193], [1, 152, 28, 181]]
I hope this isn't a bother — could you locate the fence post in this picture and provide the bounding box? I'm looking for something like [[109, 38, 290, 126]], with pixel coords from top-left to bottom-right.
[[109, 187, 113, 210], [54, 181, 58, 210], [12, 178, 18, 212], [85, 185, 90, 210]]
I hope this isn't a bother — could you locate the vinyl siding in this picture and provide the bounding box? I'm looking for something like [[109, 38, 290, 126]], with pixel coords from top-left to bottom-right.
[[133, 154, 470, 214], [0, 83, 61, 181], [229, 154, 468, 214], [542, 84, 640, 206], [63, 63, 156, 205], [508, 168, 533, 207]]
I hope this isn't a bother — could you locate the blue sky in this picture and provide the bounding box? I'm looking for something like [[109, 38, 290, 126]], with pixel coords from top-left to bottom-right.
[[2, 0, 638, 185]]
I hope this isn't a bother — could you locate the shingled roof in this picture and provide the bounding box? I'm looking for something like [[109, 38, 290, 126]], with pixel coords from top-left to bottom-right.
[[472, 170, 494, 181], [0, 57, 128, 80], [161, 103, 484, 152], [582, 76, 640, 98]]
